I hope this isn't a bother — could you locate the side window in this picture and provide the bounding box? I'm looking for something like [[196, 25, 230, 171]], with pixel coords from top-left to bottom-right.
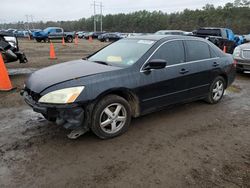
[[49, 29, 56, 34], [151, 41, 185, 66], [209, 46, 218, 58], [56, 29, 62, 33], [185, 41, 211, 61]]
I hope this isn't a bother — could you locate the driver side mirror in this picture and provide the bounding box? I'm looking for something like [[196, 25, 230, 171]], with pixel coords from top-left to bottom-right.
[[144, 59, 167, 71]]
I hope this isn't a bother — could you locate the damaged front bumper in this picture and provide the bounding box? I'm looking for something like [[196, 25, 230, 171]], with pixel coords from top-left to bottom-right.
[[22, 91, 87, 131]]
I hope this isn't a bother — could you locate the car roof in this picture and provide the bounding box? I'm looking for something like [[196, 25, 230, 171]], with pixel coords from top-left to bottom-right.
[[128, 34, 207, 42], [46, 27, 62, 29], [198, 27, 226, 30], [157, 30, 185, 32]]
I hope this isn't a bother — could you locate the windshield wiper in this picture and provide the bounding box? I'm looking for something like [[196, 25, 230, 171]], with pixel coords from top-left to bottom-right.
[[92, 60, 110, 66]]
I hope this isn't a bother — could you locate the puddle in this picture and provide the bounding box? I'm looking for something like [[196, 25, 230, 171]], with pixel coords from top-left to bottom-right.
[[227, 85, 242, 93], [0, 166, 10, 177], [0, 108, 44, 131]]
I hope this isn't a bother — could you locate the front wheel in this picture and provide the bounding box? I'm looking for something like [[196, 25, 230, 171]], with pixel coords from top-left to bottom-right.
[[205, 76, 226, 104], [91, 95, 131, 139]]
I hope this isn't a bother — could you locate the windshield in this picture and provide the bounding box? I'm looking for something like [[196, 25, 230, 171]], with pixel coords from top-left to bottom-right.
[[155, 31, 166, 35], [196, 29, 221, 36], [43, 28, 52, 33], [88, 39, 155, 67]]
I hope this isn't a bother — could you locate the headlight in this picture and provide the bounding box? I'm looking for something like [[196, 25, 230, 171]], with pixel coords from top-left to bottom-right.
[[39, 86, 84, 104], [233, 47, 241, 58]]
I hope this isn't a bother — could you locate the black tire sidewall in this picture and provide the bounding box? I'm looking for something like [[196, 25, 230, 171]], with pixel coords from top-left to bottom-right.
[[91, 95, 131, 139], [66, 36, 73, 43], [206, 76, 226, 104]]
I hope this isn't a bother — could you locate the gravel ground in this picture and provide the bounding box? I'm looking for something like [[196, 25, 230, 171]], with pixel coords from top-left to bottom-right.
[[0, 39, 249, 188]]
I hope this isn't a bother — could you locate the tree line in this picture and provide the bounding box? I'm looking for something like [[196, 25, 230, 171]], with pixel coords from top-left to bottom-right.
[[1, 0, 250, 34]]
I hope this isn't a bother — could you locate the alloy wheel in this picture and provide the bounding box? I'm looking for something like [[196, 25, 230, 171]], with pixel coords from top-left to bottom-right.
[[212, 80, 224, 101], [99, 103, 127, 134]]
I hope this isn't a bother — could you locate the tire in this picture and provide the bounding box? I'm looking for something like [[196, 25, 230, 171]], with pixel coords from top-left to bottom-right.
[[91, 95, 131, 139], [36, 39, 41, 42], [236, 69, 244, 74], [66, 36, 73, 43], [205, 76, 226, 104], [105, 38, 110, 42]]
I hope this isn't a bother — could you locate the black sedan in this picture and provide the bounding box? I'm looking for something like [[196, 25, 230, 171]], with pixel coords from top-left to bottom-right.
[[98, 33, 123, 42], [22, 35, 236, 139]]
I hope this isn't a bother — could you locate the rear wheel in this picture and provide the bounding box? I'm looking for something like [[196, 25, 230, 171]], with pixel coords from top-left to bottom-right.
[[205, 76, 225, 104], [66, 36, 73, 43], [91, 95, 131, 139]]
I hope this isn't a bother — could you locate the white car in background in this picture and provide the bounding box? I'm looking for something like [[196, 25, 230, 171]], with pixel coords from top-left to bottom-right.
[[233, 42, 250, 73]]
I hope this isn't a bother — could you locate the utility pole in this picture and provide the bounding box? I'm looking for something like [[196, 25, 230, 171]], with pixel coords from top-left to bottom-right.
[[30, 15, 34, 30], [100, 2, 103, 32], [91, 1, 103, 32], [93, 1, 96, 32], [25, 15, 30, 30]]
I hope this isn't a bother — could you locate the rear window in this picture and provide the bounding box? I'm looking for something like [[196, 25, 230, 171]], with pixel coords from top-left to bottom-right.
[[56, 29, 62, 33], [185, 40, 211, 61], [196, 29, 221, 37]]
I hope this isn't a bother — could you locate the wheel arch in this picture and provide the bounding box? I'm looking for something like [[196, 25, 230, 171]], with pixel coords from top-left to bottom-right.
[[219, 73, 228, 88], [95, 88, 140, 118]]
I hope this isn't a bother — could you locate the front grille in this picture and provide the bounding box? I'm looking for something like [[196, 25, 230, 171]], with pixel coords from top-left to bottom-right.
[[25, 88, 41, 102], [242, 50, 250, 59]]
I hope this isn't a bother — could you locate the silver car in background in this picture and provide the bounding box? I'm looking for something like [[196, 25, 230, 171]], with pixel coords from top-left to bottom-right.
[[233, 42, 250, 73]]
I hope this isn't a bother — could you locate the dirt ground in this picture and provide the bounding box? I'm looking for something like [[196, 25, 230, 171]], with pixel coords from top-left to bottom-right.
[[0, 39, 249, 188]]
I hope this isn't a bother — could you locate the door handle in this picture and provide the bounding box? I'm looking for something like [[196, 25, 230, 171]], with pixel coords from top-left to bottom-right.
[[179, 68, 189, 74], [213, 62, 219, 67]]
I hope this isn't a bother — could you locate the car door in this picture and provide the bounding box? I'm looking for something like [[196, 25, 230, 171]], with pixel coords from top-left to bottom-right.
[[54, 29, 63, 39], [137, 40, 191, 114], [183, 40, 218, 98], [49, 29, 62, 39], [48, 29, 56, 39]]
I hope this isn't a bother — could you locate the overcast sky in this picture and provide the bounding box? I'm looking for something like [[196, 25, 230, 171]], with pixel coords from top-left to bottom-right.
[[0, 0, 233, 23]]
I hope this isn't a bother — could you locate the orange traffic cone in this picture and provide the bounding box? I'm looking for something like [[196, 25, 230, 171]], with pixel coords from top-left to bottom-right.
[[223, 46, 227, 53], [89, 36, 93, 43], [0, 53, 13, 91], [49, 42, 57, 60], [62, 37, 66, 46], [74, 35, 79, 45]]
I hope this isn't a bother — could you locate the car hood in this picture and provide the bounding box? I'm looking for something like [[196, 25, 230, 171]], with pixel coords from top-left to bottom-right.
[[238, 43, 250, 49], [26, 59, 122, 93], [33, 31, 46, 37]]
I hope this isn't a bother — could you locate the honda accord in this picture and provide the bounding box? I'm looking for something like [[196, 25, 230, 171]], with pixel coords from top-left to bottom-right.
[[22, 35, 236, 139]]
